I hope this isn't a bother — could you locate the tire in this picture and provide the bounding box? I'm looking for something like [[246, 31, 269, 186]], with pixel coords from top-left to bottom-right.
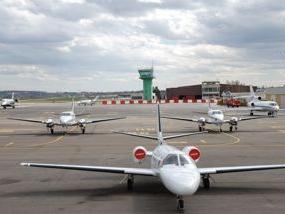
[[229, 126, 233, 132], [50, 129, 54, 134], [82, 128, 85, 134]]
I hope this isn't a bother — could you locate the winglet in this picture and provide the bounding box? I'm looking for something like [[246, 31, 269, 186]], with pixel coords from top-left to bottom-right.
[[20, 162, 30, 166]]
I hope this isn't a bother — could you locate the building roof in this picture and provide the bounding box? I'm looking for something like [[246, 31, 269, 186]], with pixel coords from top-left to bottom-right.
[[265, 87, 285, 95]]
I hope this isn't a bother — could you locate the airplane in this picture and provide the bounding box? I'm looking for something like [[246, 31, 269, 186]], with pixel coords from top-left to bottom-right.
[[230, 86, 281, 116], [8, 100, 125, 134], [20, 104, 285, 210], [77, 95, 99, 106], [1, 92, 18, 109], [163, 102, 267, 132]]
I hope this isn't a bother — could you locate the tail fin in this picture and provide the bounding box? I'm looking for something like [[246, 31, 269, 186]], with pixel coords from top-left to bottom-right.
[[93, 95, 99, 102], [250, 85, 255, 97], [71, 98, 75, 112], [11, 92, 14, 100], [208, 99, 212, 110], [156, 104, 164, 144]]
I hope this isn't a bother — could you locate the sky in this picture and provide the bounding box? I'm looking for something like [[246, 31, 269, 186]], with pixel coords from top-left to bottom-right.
[[0, 0, 284, 92]]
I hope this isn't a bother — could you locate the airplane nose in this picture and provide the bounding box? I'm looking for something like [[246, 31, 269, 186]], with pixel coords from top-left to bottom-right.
[[160, 167, 200, 195]]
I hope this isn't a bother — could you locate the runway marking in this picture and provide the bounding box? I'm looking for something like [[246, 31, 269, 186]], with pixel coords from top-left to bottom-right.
[[0, 129, 14, 133], [200, 140, 207, 144], [5, 142, 14, 147], [1, 127, 77, 149], [278, 130, 285, 134]]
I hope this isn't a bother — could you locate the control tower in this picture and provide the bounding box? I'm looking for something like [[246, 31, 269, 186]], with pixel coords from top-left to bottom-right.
[[138, 66, 154, 101]]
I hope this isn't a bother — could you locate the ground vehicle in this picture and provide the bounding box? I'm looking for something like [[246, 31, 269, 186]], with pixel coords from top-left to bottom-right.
[[226, 99, 240, 107]]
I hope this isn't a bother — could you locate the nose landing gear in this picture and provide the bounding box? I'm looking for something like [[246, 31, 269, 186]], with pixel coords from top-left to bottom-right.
[[176, 195, 184, 211]]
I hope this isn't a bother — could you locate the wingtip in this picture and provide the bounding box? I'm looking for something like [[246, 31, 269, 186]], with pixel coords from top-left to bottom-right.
[[20, 162, 30, 167]]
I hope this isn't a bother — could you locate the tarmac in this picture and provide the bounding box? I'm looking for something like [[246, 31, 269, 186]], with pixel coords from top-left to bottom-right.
[[0, 103, 285, 214]]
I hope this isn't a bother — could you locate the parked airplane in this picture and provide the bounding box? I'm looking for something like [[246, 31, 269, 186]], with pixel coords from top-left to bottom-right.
[[1, 92, 17, 109], [230, 86, 280, 116], [163, 102, 266, 132], [20, 104, 285, 210], [8, 100, 125, 134], [77, 95, 99, 106]]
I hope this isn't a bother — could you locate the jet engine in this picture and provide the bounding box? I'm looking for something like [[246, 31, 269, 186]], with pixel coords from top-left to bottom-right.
[[198, 117, 206, 126], [230, 117, 238, 126], [182, 146, 201, 162], [133, 146, 147, 163], [46, 118, 54, 128]]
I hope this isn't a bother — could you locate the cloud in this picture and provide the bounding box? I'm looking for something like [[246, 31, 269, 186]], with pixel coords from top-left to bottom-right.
[[0, 0, 284, 91]]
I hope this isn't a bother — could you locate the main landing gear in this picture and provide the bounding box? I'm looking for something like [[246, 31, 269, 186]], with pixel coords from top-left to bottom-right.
[[127, 174, 134, 191], [202, 174, 210, 190], [199, 126, 205, 132], [250, 111, 254, 116], [229, 126, 238, 132], [81, 127, 86, 134], [50, 128, 54, 134], [176, 195, 184, 211]]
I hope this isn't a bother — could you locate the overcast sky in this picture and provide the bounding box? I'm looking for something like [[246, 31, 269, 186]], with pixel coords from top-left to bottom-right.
[[0, 0, 284, 92]]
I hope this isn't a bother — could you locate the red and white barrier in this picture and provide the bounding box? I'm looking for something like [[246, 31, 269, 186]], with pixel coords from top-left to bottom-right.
[[99, 99, 217, 105]]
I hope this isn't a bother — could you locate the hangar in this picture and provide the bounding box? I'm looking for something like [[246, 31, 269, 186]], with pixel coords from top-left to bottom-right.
[[166, 81, 255, 100]]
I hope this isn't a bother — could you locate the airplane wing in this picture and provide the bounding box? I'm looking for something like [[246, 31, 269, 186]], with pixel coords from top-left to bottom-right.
[[84, 117, 126, 124], [162, 116, 199, 122], [21, 162, 156, 176], [7, 117, 61, 126], [223, 116, 268, 123], [198, 164, 285, 175], [113, 131, 158, 140], [8, 117, 44, 124]]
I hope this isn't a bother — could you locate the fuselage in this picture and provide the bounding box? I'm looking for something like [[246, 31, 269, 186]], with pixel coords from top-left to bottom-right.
[[151, 144, 200, 195], [208, 109, 224, 125], [1, 98, 15, 107], [59, 111, 76, 126], [248, 100, 280, 113]]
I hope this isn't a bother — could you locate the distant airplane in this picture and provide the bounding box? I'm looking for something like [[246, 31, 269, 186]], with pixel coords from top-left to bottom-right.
[[8, 100, 125, 134], [229, 86, 281, 116], [20, 104, 285, 210], [163, 102, 266, 132], [77, 95, 99, 106], [1, 92, 17, 109]]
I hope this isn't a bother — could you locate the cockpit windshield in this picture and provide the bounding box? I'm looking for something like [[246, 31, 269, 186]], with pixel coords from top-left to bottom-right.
[[270, 103, 277, 106], [162, 154, 179, 166], [179, 155, 190, 166], [61, 112, 71, 116], [212, 111, 222, 115], [162, 154, 190, 166]]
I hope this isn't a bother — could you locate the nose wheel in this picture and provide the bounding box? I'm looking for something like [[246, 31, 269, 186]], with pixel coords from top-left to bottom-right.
[[50, 128, 54, 135], [81, 127, 85, 134], [176, 195, 184, 211]]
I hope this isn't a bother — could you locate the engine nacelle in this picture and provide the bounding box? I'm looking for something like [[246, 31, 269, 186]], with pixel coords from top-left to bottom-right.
[[46, 118, 54, 127], [198, 117, 206, 126], [133, 146, 147, 163], [182, 146, 201, 162], [230, 117, 238, 125]]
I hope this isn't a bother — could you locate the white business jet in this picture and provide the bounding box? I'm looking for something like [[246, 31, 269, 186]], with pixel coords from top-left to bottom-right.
[[163, 102, 266, 132], [1, 92, 17, 109], [20, 104, 285, 210], [8, 100, 125, 134], [232, 86, 280, 116], [77, 95, 99, 106]]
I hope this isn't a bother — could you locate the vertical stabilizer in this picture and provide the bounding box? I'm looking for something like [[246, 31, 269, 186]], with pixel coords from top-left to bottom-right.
[[156, 104, 164, 144], [11, 92, 14, 100], [71, 98, 75, 112]]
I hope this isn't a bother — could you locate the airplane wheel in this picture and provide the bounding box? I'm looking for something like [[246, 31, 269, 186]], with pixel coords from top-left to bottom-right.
[[177, 198, 184, 211], [127, 175, 134, 191], [235, 126, 238, 131], [250, 112, 253, 116], [199, 126, 202, 132], [50, 128, 54, 135], [229, 126, 233, 132], [82, 128, 85, 134], [12, 106, 15, 109], [220, 128, 223, 132], [3, 106, 6, 109], [268, 112, 271, 116], [203, 177, 210, 190]]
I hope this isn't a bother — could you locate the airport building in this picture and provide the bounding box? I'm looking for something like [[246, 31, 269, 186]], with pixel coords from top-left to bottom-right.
[[166, 81, 255, 100], [265, 87, 285, 108]]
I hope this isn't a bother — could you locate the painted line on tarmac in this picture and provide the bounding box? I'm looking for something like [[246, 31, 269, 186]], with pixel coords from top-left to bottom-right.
[[1, 127, 77, 149], [5, 142, 14, 147], [200, 140, 208, 144]]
